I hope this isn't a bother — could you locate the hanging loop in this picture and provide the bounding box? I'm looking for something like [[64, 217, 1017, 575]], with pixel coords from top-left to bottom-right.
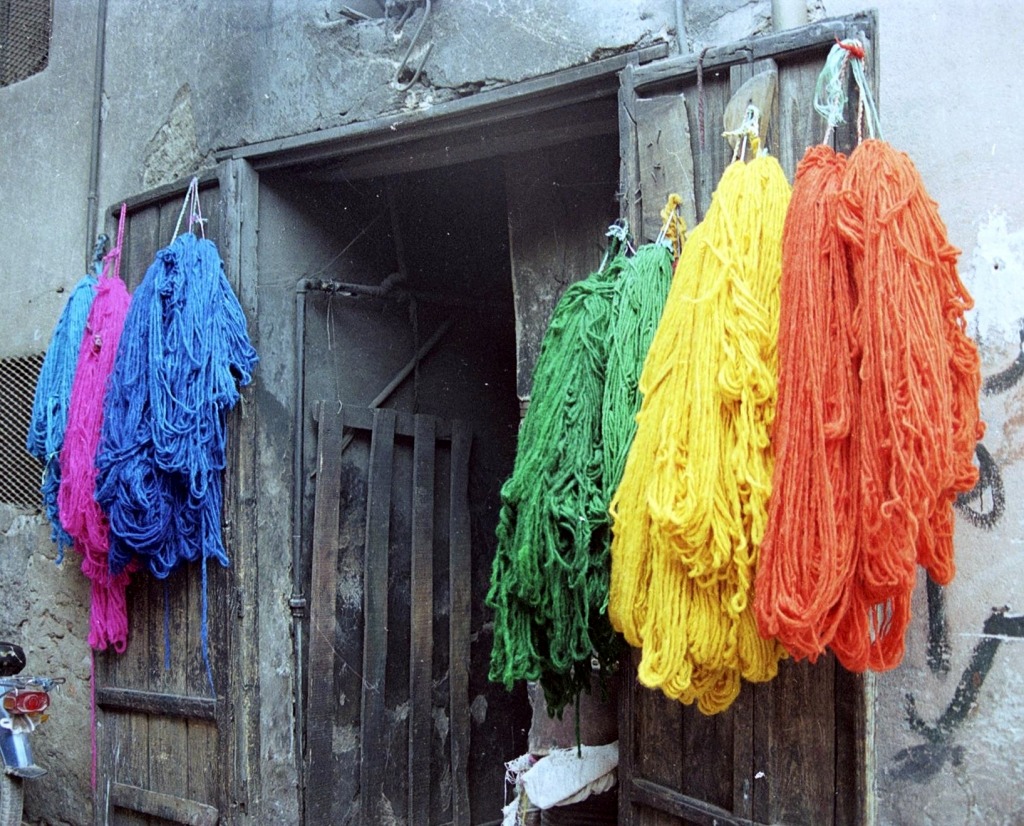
[[815, 37, 881, 145], [173, 177, 207, 240], [656, 194, 687, 258], [723, 104, 762, 161], [101, 203, 127, 282]]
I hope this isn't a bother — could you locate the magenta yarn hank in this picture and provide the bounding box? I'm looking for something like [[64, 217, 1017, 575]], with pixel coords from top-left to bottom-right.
[[59, 226, 133, 653]]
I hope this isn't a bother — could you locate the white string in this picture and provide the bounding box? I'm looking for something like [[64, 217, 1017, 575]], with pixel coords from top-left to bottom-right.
[[172, 177, 207, 239], [815, 39, 882, 145], [724, 104, 761, 162]]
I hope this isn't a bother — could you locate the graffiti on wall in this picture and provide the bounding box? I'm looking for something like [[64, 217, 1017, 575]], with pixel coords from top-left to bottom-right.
[[893, 607, 1024, 782], [894, 216, 1024, 784]]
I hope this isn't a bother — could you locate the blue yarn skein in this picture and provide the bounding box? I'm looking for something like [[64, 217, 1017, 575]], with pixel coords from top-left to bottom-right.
[[27, 274, 97, 561], [96, 232, 257, 579]]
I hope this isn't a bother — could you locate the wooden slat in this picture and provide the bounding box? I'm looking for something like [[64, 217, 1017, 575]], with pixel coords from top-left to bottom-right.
[[305, 403, 345, 824], [618, 60, 642, 242], [96, 688, 217, 721], [147, 200, 192, 815], [120, 581, 151, 826], [690, 68, 731, 220], [635, 92, 697, 239], [110, 782, 218, 826], [637, 685, 683, 826], [360, 408, 397, 824], [731, 685, 755, 820], [752, 658, 835, 825], [617, 650, 639, 826], [774, 55, 821, 181], [629, 777, 763, 826], [833, 667, 866, 825], [448, 421, 472, 826], [408, 415, 436, 825]]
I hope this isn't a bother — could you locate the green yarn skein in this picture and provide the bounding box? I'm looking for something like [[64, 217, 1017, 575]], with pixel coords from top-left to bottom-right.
[[487, 239, 674, 717]]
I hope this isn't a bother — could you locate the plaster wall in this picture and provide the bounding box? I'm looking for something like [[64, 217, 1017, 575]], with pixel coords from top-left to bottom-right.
[[4, 0, 1022, 823]]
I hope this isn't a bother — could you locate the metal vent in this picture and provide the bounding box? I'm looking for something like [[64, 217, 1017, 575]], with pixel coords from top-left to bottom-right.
[[0, 353, 44, 509], [1, 0, 52, 88]]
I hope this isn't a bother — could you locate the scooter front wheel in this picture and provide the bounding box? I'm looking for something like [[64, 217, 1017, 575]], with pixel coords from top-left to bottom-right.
[[0, 772, 22, 826]]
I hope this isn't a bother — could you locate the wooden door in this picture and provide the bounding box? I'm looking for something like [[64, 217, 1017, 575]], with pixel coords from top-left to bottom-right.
[[615, 13, 876, 826], [304, 402, 475, 825], [93, 162, 258, 825]]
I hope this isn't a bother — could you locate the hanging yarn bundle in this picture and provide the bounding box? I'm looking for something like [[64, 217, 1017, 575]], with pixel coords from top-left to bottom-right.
[[96, 180, 257, 686], [487, 221, 678, 717], [488, 243, 626, 717], [753, 40, 983, 671], [610, 153, 790, 715], [834, 136, 982, 670], [27, 269, 97, 560], [602, 201, 685, 497], [59, 205, 134, 653], [753, 145, 859, 661]]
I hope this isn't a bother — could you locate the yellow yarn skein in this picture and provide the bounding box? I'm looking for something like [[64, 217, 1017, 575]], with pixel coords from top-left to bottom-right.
[[609, 155, 790, 714]]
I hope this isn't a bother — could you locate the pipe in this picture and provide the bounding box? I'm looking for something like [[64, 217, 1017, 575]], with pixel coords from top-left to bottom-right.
[[771, 0, 808, 32], [291, 278, 309, 820], [675, 0, 687, 54], [307, 276, 493, 310], [84, 0, 109, 271]]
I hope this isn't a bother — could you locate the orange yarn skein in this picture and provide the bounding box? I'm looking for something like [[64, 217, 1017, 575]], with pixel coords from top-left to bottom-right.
[[833, 138, 983, 671], [755, 137, 983, 672], [754, 145, 860, 662]]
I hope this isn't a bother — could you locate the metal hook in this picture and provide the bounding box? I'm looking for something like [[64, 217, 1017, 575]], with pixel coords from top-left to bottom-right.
[[392, 0, 432, 90], [91, 232, 109, 268]]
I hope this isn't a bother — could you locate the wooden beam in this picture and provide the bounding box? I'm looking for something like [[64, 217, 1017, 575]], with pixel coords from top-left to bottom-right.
[[109, 782, 218, 826], [218, 45, 668, 171], [310, 97, 618, 182], [633, 12, 877, 93], [448, 422, 472, 826], [95, 688, 216, 722]]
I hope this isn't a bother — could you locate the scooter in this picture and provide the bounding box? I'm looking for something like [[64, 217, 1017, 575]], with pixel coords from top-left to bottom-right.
[[0, 642, 64, 826]]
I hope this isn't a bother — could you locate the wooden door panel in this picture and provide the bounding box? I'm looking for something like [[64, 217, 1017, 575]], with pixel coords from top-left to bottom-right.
[[616, 13, 877, 826], [94, 169, 241, 825], [305, 403, 473, 825]]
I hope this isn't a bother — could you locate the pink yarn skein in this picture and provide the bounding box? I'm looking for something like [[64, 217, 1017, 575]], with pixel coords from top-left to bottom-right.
[[59, 206, 133, 652]]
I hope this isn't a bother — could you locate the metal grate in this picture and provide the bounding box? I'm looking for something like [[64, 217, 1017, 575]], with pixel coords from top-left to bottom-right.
[[0, 353, 44, 509], [1, 0, 52, 87]]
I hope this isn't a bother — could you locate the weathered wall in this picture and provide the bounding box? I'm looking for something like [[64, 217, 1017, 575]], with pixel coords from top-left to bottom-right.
[[1, 2, 682, 823], [5, 0, 1022, 823], [0, 4, 107, 824]]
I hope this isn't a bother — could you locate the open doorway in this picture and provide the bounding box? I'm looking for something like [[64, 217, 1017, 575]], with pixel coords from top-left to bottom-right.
[[258, 122, 621, 823]]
